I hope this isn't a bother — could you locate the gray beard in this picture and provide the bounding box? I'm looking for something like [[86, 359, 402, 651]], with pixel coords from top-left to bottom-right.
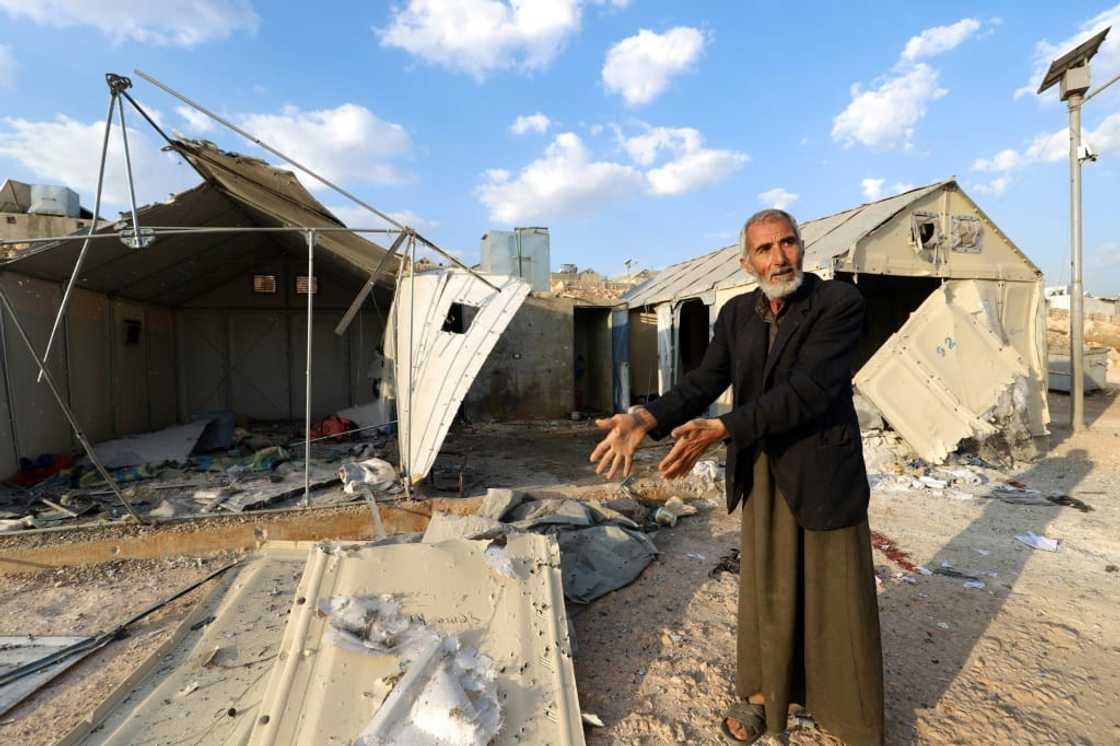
[[757, 268, 804, 300]]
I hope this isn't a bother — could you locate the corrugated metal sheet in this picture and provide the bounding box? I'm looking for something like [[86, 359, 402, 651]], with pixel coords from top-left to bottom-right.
[[250, 536, 583, 745], [625, 181, 948, 308], [388, 269, 531, 482], [67, 542, 313, 746]]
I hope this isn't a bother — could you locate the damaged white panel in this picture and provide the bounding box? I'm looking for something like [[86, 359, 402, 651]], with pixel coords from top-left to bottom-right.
[[387, 269, 530, 482], [249, 535, 584, 746], [68, 543, 313, 746], [855, 280, 1033, 463], [87, 420, 210, 468]]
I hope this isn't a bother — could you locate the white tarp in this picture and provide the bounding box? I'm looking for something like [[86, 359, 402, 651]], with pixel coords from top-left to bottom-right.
[[855, 280, 1033, 463], [386, 269, 530, 483]]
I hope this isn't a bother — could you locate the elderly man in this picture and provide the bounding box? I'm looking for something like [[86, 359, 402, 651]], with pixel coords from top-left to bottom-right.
[[590, 209, 883, 744]]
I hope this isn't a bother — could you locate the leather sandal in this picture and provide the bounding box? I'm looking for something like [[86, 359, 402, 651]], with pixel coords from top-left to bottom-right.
[[721, 701, 766, 743]]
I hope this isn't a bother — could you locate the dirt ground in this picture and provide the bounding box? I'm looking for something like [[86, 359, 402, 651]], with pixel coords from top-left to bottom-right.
[[1, 387, 1119, 745]]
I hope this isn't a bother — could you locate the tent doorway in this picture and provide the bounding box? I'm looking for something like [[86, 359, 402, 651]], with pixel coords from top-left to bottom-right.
[[836, 272, 942, 370], [677, 298, 710, 379]]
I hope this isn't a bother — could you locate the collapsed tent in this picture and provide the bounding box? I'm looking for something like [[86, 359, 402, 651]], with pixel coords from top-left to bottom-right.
[[622, 180, 1049, 462]]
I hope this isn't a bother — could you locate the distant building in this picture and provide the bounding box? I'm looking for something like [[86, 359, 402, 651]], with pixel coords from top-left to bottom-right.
[[0, 180, 104, 256], [1045, 286, 1118, 317]]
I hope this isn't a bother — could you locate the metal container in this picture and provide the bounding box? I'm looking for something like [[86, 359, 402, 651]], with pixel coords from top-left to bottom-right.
[[28, 185, 80, 218], [480, 227, 550, 292], [1048, 347, 1109, 392]]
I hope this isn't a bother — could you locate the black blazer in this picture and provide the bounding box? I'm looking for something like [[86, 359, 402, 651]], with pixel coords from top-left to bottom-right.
[[644, 273, 870, 530]]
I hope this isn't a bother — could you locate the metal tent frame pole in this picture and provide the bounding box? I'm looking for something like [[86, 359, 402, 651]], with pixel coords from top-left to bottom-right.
[[304, 230, 315, 507], [36, 84, 118, 383], [0, 287, 145, 524]]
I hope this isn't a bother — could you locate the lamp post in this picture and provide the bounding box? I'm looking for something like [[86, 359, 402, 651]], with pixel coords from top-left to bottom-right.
[[1037, 27, 1111, 432]]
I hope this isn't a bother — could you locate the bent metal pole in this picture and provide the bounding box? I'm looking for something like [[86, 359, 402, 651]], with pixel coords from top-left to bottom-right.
[[37, 91, 117, 382], [0, 287, 145, 524]]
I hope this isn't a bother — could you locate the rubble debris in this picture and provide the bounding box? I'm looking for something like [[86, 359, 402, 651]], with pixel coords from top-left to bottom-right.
[[1015, 531, 1060, 552], [709, 548, 740, 578], [319, 595, 502, 746], [425, 492, 657, 604], [653, 496, 698, 527], [338, 457, 397, 495], [89, 420, 211, 469]]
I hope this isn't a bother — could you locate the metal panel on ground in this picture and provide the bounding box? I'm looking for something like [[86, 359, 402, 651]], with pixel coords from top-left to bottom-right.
[[855, 280, 1033, 463], [249, 536, 583, 745], [69, 543, 313, 746], [388, 270, 530, 482]]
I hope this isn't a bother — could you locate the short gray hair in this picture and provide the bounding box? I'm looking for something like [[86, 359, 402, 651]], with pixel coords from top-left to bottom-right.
[[739, 208, 802, 256]]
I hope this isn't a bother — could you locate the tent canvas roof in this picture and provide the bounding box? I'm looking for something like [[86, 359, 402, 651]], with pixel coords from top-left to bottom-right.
[[625, 181, 955, 308], [0, 140, 399, 307]]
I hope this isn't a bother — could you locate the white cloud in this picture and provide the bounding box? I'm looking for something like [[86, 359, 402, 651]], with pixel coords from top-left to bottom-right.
[[1088, 241, 1120, 270], [832, 63, 948, 149], [176, 105, 215, 134], [327, 205, 438, 232], [971, 175, 1010, 196], [618, 126, 748, 196], [900, 18, 982, 62], [0, 114, 196, 209], [0, 44, 14, 87], [376, 0, 582, 79], [621, 126, 702, 166], [602, 27, 705, 105], [476, 132, 644, 223], [758, 187, 799, 210], [646, 147, 748, 196], [511, 112, 551, 135], [0, 0, 258, 47], [969, 111, 1120, 195], [239, 104, 410, 189], [1016, 4, 1120, 100], [861, 178, 916, 202], [861, 178, 885, 201]]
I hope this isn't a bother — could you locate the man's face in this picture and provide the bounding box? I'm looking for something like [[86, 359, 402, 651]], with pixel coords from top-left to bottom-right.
[[740, 218, 804, 300]]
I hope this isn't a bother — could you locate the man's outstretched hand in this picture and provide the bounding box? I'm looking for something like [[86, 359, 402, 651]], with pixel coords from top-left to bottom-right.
[[658, 418, 728, 479], [590, 409, 655, 480]]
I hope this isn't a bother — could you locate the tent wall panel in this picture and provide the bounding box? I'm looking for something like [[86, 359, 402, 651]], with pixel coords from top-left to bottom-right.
[[176, 310, 230, 418], [110, 299, 150, 436], [0, 274, 72, 461], [145, 307, 179, 429], [289, 311, 351, 421], [66, 289, 115, 443], [229, 311, 291, 420]]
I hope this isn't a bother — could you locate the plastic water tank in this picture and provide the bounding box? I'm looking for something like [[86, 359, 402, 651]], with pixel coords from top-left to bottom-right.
[[480, 227, 550, 292], [28, 185, 80, 218]]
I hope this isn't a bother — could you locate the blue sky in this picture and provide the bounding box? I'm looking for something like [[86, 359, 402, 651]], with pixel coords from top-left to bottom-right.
[[1, 1, 1119, 292]]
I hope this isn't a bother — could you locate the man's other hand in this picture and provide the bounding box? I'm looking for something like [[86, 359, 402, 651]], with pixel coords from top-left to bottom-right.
[[658, 418, 728, 479], [590, 410, 654, 480]]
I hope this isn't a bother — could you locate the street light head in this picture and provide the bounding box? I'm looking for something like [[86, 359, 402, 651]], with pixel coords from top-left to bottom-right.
[[1038, 27, 1110, 98]]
